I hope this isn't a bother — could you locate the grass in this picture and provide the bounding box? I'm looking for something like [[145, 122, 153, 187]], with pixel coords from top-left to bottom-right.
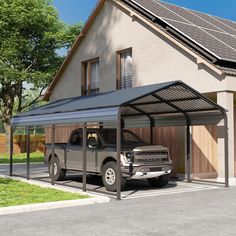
[[0, 152, 44, 164], [0, 178, 88, 207]]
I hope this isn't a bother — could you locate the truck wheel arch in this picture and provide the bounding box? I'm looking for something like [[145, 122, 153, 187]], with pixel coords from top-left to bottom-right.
[[101, 157, 116, 172], [49, 154, 65, 169]]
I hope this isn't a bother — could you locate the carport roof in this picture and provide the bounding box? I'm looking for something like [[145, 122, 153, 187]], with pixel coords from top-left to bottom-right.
[[11, 81, 226, 127]]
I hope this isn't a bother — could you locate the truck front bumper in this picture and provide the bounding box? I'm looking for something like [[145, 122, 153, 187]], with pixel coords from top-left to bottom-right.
[[130, 169, 171, 179], [121, 165, 171, 179]]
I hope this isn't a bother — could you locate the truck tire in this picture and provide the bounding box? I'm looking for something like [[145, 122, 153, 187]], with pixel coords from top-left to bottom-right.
[[49, 156, 66, 181], [102, 161, 126, 192], [148, 174, 170, 188]]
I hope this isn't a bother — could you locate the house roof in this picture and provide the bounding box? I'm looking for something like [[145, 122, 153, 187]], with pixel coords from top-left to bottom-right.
[[43, 0, 236, 101], [12, 81, 225, 127], [128, 0, 236, 62]]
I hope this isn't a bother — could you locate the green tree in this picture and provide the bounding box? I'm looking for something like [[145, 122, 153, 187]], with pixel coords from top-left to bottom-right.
[[0, 0, 83, 147]]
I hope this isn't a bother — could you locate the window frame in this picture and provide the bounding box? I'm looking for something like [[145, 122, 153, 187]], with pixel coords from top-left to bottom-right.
[[81, 57, 100, 96], [116, 47, 133, 90]]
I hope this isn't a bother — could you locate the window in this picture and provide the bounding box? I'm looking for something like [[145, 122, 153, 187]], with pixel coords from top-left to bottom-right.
[[82, 58, 100, 95], [117, 48, 133, 89], [70, 132, 83, 146]]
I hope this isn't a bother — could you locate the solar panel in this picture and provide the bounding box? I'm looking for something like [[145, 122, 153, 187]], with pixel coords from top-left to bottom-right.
[[216, 17, 236, 32], [132, 0, 188, 23], [204, 29, 236, 51], [157, 1, 223, 32], [190, 10, 236, 36], [130, 0, 236, 62], [163, 19, 236, 61]]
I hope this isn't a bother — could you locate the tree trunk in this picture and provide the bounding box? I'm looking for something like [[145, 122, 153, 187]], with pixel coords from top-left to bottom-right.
[[0, 84, 15, 153], [4, 123, 11, 153]]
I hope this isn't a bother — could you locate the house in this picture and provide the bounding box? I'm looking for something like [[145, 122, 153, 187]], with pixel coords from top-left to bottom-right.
[[43, 0, 236, 184]]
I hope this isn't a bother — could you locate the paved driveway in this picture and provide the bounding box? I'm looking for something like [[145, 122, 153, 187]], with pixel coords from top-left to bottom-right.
[[0, 185, 235, 236]]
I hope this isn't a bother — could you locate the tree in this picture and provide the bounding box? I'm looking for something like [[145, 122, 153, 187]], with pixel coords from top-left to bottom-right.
[[0, 0, 83, 148]]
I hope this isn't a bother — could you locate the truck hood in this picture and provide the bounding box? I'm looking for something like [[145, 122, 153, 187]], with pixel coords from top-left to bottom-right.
[[133, 145, 168, 152]]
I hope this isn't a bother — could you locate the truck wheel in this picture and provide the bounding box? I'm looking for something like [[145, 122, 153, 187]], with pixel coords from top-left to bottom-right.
[[49, 157, 66, 181], [148, 174, 170, 188], [102, 161, 126, 192]]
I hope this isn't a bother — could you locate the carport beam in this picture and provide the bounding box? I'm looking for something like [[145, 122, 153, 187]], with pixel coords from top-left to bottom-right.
[[186, 124, 191, 183], [82, 124, 87, 192], [9, 126, 13, 177], [26, 126, 30, 180]]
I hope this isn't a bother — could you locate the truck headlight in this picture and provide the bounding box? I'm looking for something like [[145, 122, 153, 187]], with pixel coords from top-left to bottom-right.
[[125, 152, 134, 163]]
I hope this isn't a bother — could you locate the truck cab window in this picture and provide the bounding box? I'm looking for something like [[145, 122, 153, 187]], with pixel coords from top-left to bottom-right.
[[70, 132, 82, 146]]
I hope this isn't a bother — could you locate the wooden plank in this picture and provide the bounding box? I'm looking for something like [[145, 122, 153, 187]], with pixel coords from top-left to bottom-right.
[[0, 134, 45, 154], [45, 125, 81, 143], [192, 125, 218, 178]]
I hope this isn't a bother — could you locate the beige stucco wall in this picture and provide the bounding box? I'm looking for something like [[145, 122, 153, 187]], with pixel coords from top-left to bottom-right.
[[49, 0, 236, 102]]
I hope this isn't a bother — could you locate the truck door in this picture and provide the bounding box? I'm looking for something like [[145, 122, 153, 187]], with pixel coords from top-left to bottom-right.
[[66, 130, 98, 172], [86, 131, 100, 172], [66, 131, 83, 170]]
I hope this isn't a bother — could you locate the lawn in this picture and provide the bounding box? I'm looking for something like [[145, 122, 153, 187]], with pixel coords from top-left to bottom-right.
[[0, 178, 88, 207], [0, 152, 44, 164]]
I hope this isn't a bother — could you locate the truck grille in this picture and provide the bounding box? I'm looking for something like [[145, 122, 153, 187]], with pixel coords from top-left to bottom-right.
[[134, 151, 169, 165]]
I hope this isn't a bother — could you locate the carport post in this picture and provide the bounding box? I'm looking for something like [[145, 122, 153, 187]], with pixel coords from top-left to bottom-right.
[[186, 123, 191, 183], [116, 109, 121, 200], [26, 126, 30, 180], [9, 126, 14, 177], [51, 125, 55, 185], [224, 115, 229, 187], [82, 124, 87, 192], [149, 117, 154, 144]]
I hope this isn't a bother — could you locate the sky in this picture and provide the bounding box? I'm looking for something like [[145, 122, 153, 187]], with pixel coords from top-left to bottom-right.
[[53, 0, 236, 25]]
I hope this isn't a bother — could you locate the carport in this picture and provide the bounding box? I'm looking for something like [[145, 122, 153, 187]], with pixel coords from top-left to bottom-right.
[[10, 80, 228, 200]]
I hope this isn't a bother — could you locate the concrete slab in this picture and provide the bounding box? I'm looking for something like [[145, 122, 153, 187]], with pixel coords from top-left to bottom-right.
[[0, 163, 222, 201]]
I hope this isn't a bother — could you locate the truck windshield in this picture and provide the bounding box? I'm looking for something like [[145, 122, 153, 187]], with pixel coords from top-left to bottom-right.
[[100, 129, 146, 146]]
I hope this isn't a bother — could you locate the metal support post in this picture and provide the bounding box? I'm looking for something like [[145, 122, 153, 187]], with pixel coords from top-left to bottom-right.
[[186, 123, 191, 183], [82, 124, 87, 192], [224, 115, 229, 187], [116, 110, 121, 200], [51, 125, 55, 185], [9, 126, 13, 176], [26, 126, 30, 180], [149, 117, 154, 144]]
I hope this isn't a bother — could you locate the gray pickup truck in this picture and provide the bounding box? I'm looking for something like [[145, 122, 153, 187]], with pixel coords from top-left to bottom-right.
[[44, 128, 172, 191]]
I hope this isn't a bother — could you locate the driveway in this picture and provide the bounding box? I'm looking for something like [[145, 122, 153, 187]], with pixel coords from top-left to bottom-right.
[[0, 186, 235, 236]]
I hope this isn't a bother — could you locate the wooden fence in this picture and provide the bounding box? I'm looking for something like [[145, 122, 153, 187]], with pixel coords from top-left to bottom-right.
[[0, 134, 45, 154]]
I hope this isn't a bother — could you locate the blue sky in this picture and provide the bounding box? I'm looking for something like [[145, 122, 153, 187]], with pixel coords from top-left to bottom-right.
[[53, 0, 236, 24]]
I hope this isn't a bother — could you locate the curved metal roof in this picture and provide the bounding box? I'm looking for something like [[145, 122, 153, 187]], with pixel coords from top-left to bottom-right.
[[11, 81, 225, 127]]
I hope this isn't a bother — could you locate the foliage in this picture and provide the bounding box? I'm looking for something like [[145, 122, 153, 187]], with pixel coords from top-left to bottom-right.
[[0, 121, 4, 133], [0, 152, 44, 163], [0, 178, 88, 207], [0, 0, 83, 128]]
